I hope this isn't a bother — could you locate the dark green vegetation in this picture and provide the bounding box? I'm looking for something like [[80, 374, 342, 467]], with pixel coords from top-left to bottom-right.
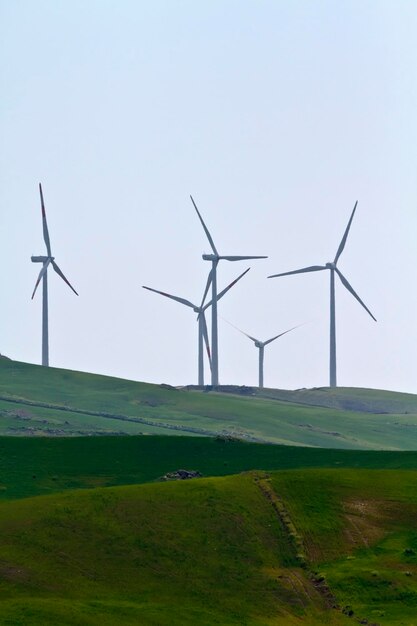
[[1, 470, 417, 625], [3, 434, 417, 502], [1, 358, 417, 448]]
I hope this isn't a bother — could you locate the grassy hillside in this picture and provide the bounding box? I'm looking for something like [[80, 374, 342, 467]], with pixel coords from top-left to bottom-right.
[[1, 470, 417, 624], [271, 469, 417, 625], [1, 359, 417, 449], [0, 473, 350, 626], [239, 385, 417, 414], [2, 434, 417, 502]]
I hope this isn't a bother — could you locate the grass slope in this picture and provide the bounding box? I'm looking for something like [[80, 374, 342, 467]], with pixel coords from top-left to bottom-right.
[[1, 359, 417, 449], [0, 473, 350, 626], [3, 435, 417, 502], [246, 385, 417, 414], [271, 469, 417, 625], [1, 470, 417, 624]]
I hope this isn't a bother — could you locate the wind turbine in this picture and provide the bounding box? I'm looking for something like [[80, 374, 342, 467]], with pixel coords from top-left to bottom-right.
[[31, 183, 78, 367], [225, 320, 300, 388], [191, 195, 267, 386], [143, 268, 250, 385], [268, 201, 376, 387]]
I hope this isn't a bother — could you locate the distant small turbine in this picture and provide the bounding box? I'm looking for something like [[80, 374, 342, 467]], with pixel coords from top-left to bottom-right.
[[143, 268, 250, 385], [191, 195, 267, 386], [31, 183, 78, 367], [268, 201, 376, 387], [226, 320, 300, 388]]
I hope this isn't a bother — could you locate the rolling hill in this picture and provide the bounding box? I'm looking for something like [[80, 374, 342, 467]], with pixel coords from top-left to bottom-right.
[[0, 469, 416, 625], [0, 358, 417, 449]]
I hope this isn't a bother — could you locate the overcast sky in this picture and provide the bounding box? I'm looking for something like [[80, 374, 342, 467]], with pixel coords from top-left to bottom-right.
[[1, 0, 416, 393]]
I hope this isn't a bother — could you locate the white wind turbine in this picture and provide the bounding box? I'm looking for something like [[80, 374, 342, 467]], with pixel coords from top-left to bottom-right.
[[226, 320, 301, 388], [143, 268, 250, 385], [191, 195, 267, 386], [31, 183, 78, 367], [268, 202, 376, 387]]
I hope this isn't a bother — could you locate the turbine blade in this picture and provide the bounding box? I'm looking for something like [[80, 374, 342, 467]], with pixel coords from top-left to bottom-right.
[[142, 286, 195, 309], [268, 265, 326, 279], [263, 324, 301, 346], [222, 317, 258, 343], [335, 268, 376, 321], [205, 267, 250, 309], [39, 183, 52, 256], [51, 261, 78, 296], [201, 312, 212, 369], [334, 201, 358, 264], [243, 331, 258, 343], [31, 259, 51, 299], [199, 266, 214, 311], [190, 195, 218, 255], [219, 255, 267, 261]]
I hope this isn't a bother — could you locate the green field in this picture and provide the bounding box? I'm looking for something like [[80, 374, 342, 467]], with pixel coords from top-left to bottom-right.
[[2, 434, 417, 502], [1, 358, 417, 449], [0, 470, 417, 625]]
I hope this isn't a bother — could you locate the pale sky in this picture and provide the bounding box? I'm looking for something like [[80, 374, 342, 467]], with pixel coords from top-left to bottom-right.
[[1, 0, 416, 393]]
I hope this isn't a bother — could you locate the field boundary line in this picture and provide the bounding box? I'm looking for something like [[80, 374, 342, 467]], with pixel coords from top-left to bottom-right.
[[0, 395, 266, 442]]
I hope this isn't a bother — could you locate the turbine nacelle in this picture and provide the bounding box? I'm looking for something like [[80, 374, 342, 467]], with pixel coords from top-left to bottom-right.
[[31, 255, 54, 263], [202, 254, 218, 261], [326, 262, 336, 269]]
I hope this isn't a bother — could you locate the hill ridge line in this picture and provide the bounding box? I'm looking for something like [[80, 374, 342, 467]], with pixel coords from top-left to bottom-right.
[[215, 388, 416, 415]]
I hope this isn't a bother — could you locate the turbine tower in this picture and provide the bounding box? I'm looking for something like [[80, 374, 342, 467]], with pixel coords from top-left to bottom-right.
[[226, 321, 300, 388], [31, 183, 78, 367], [268, 201, 376, 387], [191, 195, 267, 386], [143, 268, 250, 385]]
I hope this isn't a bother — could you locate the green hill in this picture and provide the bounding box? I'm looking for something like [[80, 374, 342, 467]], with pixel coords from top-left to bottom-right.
[[270, 468, 417, 625], [2, 434, 417, 502], [235, 385, 417, 414], [0, 469, 417, 625], [0, 359, 417, 449]]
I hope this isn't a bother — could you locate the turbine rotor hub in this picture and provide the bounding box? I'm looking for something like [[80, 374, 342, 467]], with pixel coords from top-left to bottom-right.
[[326, 262, 336, 269]]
